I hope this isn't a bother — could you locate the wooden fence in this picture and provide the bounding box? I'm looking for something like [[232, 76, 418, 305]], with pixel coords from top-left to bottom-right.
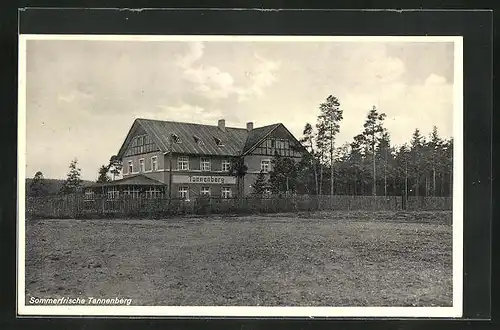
[[25, 194, 452, 219]]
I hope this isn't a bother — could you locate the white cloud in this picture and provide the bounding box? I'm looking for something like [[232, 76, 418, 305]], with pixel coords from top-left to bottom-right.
[[237, 53, 281, 102], [340, 72, 453, 147], [184, 65, 236, 99], [175, 42, 237, 100], [425, 73, 447, 85], [154, 103, 224, 124], [176, 43, 281, 102], [175, 42, 204, 69], [57, 90, 94, 103]]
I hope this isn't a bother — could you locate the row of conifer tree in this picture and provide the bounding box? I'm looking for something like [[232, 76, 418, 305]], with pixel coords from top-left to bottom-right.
[[251, 95, 453, 197]]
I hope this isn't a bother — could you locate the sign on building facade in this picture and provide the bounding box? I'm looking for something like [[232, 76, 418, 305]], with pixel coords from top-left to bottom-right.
[[172, 175, 237, 185]]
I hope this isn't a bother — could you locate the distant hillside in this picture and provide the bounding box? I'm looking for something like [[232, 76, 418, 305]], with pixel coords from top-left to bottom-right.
[[25, 178, 95, 196]]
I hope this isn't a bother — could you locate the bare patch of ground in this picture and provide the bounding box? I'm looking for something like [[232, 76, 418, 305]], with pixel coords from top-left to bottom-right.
[[25, 211, 452, 306]]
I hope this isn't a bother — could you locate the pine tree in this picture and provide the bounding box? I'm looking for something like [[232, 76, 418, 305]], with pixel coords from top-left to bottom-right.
[[349, 134, 366, 195], [316, 95, 343, 196], [428, 126, 443, 196], [410, 129, 425, 197], [269, 152, 297, 196], [300, 123, 319, 194], [60, 158, 83, 194], [395, 144, 411, 200], [228, 156, 248, 199], [29, 171, 48, 197], [108, 155, 123, 180], [443, 138, 454, 197], [97, 165, 111, 183], [315, 137, 326, 195], [333, 142, 350, 195], [361, 106, 387, 196], [376, 130, 393, 196], [252, 170, 267, 196]]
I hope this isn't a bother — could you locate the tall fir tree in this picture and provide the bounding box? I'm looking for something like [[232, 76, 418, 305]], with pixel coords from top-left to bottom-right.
[[60, 158, 83, 194], [349, 134, 367, 195], [315, 95, 343, 196], [97, 165, 111, 183], [252, 170, 267, 196], [108, 155, 123, 181], [269, 152, 297, 196], [395, 144, 411, 199], [29, 171, 48, 197], [376, 130, 393, 196], [410, 129, 425, 197], [443, 138, 453, 197], [299, 123, 319, 194], [428, 126, 443, 196], [361, 106, 387, 196], [228, 156, 248, 199]]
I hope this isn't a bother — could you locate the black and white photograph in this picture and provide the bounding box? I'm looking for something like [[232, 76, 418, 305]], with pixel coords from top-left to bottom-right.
[[18, 34, 463, 317]]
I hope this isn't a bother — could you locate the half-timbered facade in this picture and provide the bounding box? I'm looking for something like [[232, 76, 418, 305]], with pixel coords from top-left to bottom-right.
[[86, 118, 307, 200]]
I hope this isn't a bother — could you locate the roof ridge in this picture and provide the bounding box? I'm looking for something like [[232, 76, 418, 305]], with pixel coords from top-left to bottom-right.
[[252, 123, 281, 130], [136, 118, 247, 130], [136, 118, 280, 131]]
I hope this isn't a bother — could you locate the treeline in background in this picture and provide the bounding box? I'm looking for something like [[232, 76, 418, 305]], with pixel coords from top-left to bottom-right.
[[258, 95, 454, 198]]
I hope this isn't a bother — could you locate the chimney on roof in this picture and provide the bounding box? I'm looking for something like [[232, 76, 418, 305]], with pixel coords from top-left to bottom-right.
[[246, 122, 254, 131], [218, 119, 226, 132]]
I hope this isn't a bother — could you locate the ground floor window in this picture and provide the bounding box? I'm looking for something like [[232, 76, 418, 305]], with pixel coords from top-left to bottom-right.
[[261, 159, 271, 173], [84, 190, 95, 201], [107, 189, 120, 200], [146, 187, 163, 198], [123, 187, 140, 198], [221, 187, 232, 199], [178, 186, 189, 200], [200, 186, 211, 197]]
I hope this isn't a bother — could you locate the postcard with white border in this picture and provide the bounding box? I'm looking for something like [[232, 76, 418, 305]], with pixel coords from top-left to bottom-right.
[[18, 33, 464, 318]]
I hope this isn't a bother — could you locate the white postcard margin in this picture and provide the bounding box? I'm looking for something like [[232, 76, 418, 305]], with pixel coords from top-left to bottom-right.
[[17, 34, 464, 318]]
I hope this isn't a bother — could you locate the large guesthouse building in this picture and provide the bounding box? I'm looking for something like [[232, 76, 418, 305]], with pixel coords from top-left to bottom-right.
[[87, 118, 307, 200]]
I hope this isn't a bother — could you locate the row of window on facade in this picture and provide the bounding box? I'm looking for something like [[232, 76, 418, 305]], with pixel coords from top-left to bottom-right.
[[128, 135, 294, 152], [125, 156, 272, 174], [85, 187, 163, 201], [179, 186, 232, 200], [125, 134, 226, 157], [85, 186, 233, 201]]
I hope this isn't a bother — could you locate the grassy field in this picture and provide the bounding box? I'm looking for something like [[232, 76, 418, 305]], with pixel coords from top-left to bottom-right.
[[25, 211, 453, 307]]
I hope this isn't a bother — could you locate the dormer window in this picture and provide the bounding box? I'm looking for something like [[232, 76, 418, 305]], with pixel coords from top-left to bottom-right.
[[171, 134, 181, 144], [194, 136, 204, 146], [214, 137, 224, 147]]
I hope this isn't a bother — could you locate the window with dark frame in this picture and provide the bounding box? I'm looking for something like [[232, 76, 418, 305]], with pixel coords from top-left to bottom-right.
[[201, 187, 211, 196], [178, 186, 189, 200], [261, 159, 271, 173], [139, 158, 145, 173], [201, 157, 211, 171], [151, 156, 157, 171], [221, 187, 232, 199], [222, 159, 231, 172], [128, 160, 133, 174], [178, 156, 189, 170]]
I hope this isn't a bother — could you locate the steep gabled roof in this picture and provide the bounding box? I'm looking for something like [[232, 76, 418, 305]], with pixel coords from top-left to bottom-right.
[[242, 123, 280, 155], [138, 118, 248, 156], [116, 119, 302, 158], [117, 118, 249, 158]]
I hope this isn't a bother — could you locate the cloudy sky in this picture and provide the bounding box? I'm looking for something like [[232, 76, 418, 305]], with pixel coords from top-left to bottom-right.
[[24, 38, 455, 180]]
